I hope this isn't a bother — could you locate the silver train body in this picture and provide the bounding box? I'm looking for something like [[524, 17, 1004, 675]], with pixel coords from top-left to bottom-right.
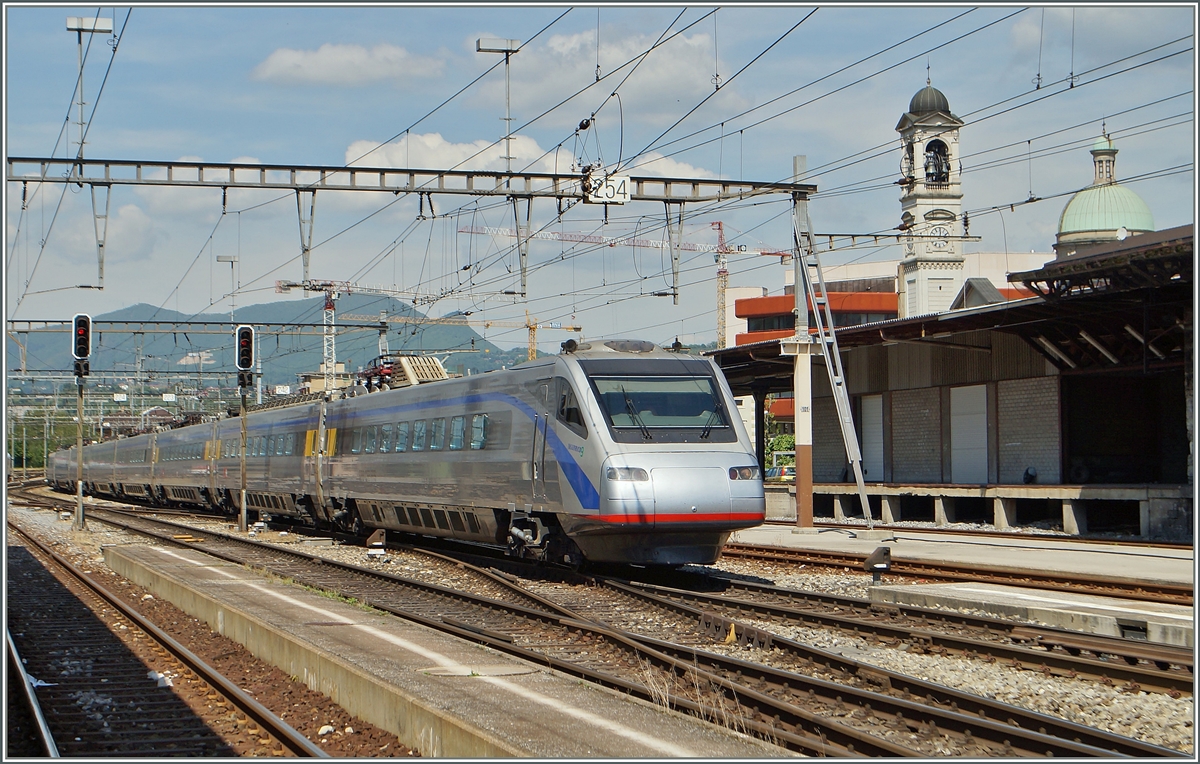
[[48, 340, 765, 565]]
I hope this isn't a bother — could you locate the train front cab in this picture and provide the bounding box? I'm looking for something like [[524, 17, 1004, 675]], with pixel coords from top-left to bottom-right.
[[557, 349, 765, 565]]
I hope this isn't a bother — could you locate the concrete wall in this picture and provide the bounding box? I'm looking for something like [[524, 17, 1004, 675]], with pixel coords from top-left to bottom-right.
[[996, 376, 1061, 483], [891, 387, 942, 482]]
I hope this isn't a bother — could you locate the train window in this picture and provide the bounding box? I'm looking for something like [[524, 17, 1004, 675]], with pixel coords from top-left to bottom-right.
[[267, 435, 276, 456], [276, 435, 286, 456], [395, 422, 409, 452], [470, 414, 488, 450], [407, 507, 422, 526], [411, 420, 427, 451], [285, 433, 295, 456], [380, 424, 393, 453], [556, 378, 588, 437], [433, 509, 450, 530], [449, 416, 465, 450], [365, 425, 377, 454], [350, 428, 363, 454], [257, 437, 265, 457], [429, 418, 445, 451]]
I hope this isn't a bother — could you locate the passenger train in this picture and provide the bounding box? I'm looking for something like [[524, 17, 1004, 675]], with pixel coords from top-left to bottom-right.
[[47, 339, 765, 566]]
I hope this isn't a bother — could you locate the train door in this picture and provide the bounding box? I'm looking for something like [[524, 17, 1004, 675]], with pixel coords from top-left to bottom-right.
[[303, 398, 333, 524], [206, 420, 218, 503], [148, 432, 158, 500], [552, 377, 589, 509], [530, 380, 551, 503]]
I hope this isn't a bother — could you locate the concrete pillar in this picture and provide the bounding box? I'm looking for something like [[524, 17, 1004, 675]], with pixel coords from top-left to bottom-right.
[[993, 497, 1016, 529], [882, 495, 900, 524], [1139, 500, 1151, 538], [834, 494, 853, 522], [934, 496, 955, 526], [1062, 499, 1087, 535]]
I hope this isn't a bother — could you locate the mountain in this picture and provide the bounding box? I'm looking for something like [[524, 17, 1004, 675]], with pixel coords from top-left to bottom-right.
[[6, 295, 540, 390]]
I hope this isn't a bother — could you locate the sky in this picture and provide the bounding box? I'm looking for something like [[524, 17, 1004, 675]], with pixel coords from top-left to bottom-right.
[[4, 3, 1196, 357]]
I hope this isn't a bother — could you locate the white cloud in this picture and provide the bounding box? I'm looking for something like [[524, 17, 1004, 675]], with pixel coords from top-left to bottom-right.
[[252, 43, 443, 86], [467, 30, 744, 131]]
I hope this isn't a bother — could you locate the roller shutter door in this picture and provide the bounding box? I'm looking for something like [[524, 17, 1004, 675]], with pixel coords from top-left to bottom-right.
[[950, 385, 987, 484], [860, 394, 884, 481]]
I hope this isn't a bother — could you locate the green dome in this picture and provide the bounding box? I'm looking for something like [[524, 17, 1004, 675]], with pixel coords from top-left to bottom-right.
[[1058, 183, 1154, 236]]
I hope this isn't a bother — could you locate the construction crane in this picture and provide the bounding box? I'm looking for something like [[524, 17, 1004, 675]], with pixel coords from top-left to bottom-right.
[[275, 279, 420, 392], [712, 221, 733, 349], [340, 310, 582, 362]]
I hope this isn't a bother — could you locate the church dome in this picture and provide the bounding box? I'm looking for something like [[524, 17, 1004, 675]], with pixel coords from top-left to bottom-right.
[[1054, 134, 1154, 256], [909, 85, 950, 115], [1058, 184, 1154, 236]]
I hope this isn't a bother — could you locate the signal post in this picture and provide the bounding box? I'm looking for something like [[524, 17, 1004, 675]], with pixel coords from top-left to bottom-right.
[[236, 325, 255, 532], [71, 314, 91, 531]]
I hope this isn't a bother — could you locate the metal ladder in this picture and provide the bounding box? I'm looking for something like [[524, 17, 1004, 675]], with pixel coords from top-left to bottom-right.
[[796, 206, 874, 530]]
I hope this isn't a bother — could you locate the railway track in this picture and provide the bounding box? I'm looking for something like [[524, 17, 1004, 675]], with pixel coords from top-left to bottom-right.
[[5, 522, 327, 758], [721, 542, 1194, 606], [70, 509, 1185, 757], [597, 576, 1193, 695]]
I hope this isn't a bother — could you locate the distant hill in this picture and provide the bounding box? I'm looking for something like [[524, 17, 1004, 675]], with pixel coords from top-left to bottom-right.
[[5, 295, 546, 390]]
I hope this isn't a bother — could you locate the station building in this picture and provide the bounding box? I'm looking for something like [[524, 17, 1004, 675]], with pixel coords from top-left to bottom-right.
[[713, 83, 1193, 541]]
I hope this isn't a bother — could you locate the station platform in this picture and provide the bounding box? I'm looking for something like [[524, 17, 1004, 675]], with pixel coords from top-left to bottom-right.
[[729, 524, 1195, 586], [729, 524, 1194, 647], [103, 544, 785, 759]]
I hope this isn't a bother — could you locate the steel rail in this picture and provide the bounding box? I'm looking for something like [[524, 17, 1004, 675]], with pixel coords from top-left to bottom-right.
[[7, 522, 328, 758], [592, 579, 1183, 758], [90, 509, 1184, 757], [6, 629, 60, 757], [622, 576, 1194, 694], [721, 542, 1194, 605], [83, 510, 898, 756]]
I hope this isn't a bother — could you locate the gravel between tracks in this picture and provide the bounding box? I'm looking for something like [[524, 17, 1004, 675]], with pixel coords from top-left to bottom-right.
[[14, 500, 1194, 755], [7, 503, 416, 758]]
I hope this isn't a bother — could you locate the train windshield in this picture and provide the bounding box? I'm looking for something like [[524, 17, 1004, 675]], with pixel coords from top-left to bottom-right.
[[587, 375, 734, 442]]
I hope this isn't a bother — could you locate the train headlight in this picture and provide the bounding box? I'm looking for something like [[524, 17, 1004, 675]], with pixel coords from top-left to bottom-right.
[[729, 466, 760, 481], [606, 466, 649, 481]]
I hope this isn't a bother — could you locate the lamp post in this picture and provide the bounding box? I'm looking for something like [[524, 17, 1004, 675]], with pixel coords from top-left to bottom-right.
[[216, 255, 239, 326], [476, 38, 521, 180]]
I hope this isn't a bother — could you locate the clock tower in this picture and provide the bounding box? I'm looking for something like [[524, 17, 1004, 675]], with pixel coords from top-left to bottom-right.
[[895, 79, 965, 317]]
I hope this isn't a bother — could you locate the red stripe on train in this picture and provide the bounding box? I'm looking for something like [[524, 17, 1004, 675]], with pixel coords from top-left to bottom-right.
[[596, 512, 765, 524]]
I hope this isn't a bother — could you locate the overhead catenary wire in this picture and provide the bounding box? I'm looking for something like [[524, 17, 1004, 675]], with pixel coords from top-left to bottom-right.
[[9, 9, 134, 315], [11, 11, 1190, 352]]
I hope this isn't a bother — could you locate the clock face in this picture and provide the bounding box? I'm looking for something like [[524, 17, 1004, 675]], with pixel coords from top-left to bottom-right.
[[930, 225, 949, 248]]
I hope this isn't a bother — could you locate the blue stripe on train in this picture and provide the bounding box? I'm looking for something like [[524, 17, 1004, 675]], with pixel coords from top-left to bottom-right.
[[350, 392, 600, 510]]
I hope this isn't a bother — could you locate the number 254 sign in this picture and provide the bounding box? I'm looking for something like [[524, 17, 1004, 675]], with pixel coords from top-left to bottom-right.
[[584, 174, 630, 204]]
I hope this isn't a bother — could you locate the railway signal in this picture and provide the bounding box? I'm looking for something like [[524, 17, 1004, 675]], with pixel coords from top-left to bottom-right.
[[71, 314, 91, 377], [235, 324, 254, 388]]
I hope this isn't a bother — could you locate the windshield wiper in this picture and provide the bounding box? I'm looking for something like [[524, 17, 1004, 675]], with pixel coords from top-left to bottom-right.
[[621, 386, 652, 440], [700, 396, 726, 439]]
